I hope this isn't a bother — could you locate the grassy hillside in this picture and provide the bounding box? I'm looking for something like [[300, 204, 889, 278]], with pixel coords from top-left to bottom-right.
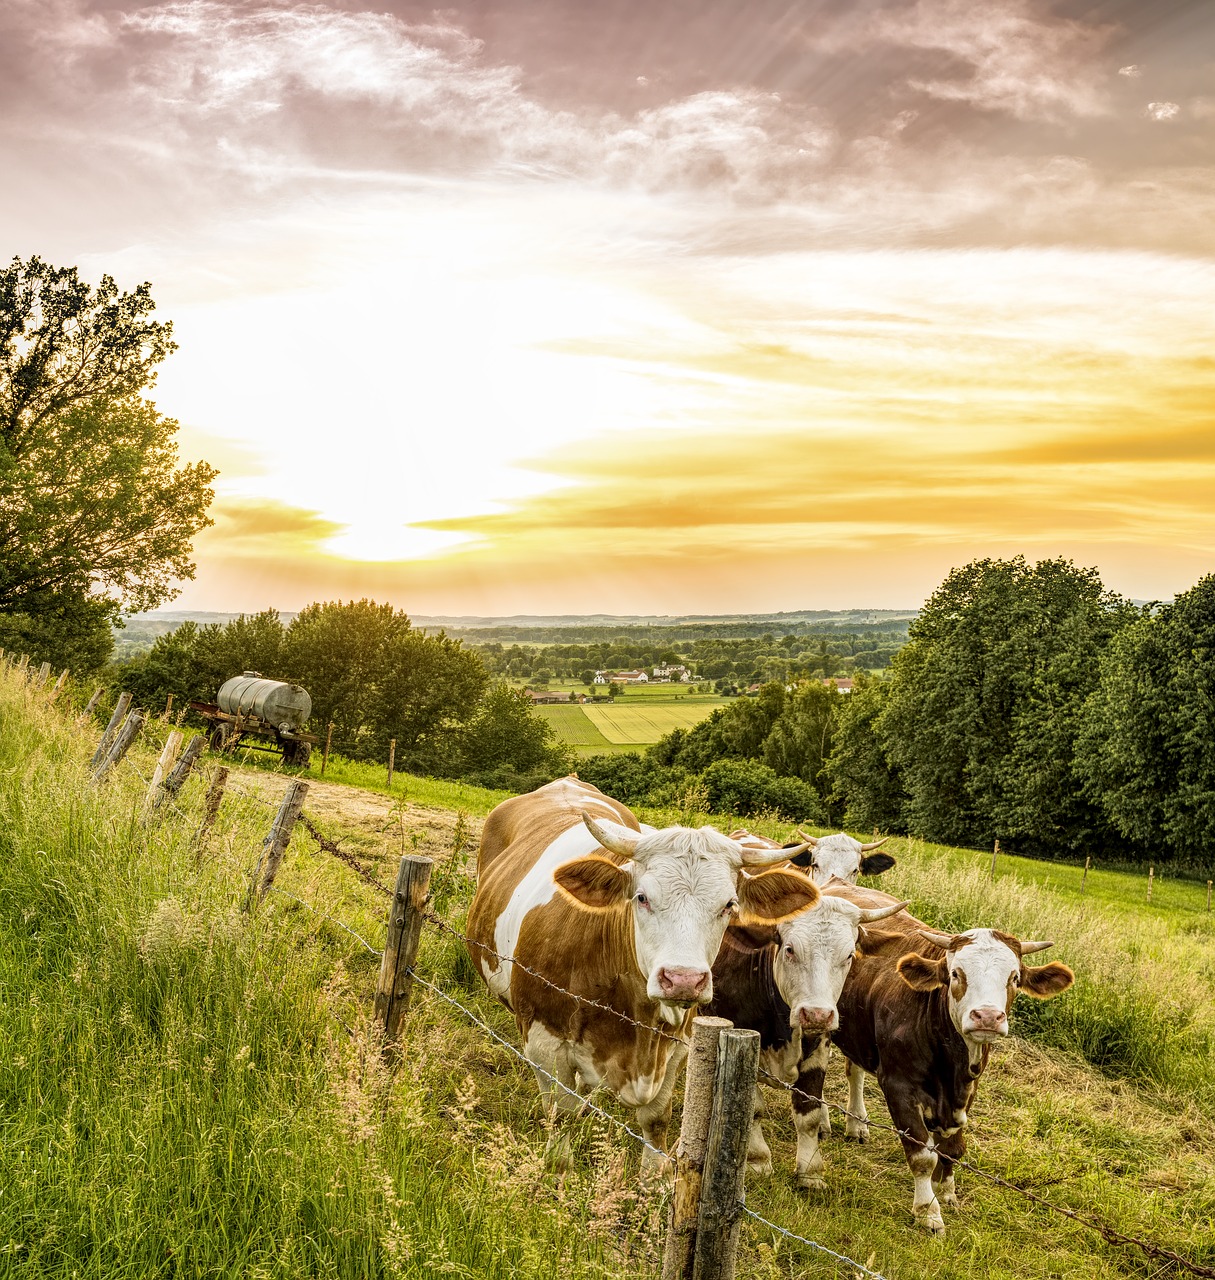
[[3, 667, 1214, 1280]]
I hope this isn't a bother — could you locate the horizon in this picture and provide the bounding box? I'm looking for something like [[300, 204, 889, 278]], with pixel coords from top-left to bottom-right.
[[5, 1, 1214, 615]]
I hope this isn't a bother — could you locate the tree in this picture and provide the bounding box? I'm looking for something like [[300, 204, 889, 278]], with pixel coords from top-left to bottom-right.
[[458, 684, 570, 777], [763, 680, 839, 806], [0, 257, 213, 669], [825, 672, 907, 831]]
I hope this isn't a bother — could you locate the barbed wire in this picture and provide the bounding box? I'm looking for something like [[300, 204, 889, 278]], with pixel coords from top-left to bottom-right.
[[737, 1205, 887, 1280], [757, 1069, 1215, 1279], [264, 886, 383, 957], [299, 813, 394, 896]]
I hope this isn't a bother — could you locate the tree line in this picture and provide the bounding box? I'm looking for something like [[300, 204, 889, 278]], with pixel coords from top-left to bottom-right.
[[579, 558, 1215, 871], [115, 600, 571, 787]]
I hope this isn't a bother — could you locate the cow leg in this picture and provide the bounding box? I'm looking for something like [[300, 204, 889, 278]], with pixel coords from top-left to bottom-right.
[[885, 1088, 944, 1235], [636, 1040, 686, 1176], [932, 1128, 966, 1208], [792, 1038, 830, 1191], [746, 1085, 774, 1177], [525, 1025, 582, 1170], [844, 1059, 869, 1142]]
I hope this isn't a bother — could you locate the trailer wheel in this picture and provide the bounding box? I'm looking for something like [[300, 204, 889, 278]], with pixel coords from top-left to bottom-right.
[[208, 724, 229, 752], [283, 740, 312, 769]]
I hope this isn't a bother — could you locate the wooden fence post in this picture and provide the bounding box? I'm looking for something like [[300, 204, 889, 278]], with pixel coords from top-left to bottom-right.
[[47, 669, 69, 704], [246, 780, 309, 909], [163, 693, 174, 721], [154, 734, 205, 812], [33, 660, 51, 688], [692, 1028, 760, 1280], [321, 721, 333, 776], [989, 838, 1000, 881], [146, 730, 184, 806], [663, 1016, 732, 1280], [92, 710, 145, 782], [386, 738, 396, 790], [1147, 865, 1154, 903], [16, 654, 28, 675], [375, 854, 433, 1057], [194, 766, 229, 852], [1080, 855, 1091, 895], [76, 687, 104, 726], [91, 692, 132, 768]]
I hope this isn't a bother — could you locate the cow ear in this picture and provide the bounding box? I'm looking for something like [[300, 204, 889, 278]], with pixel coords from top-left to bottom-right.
[[1020, 961, 1074, 999], [787, 848, 814, 869], [897, 951, 948, 991], [554, 856, 632, 911], [738, 868, 819, 924], [859, 853, 897, 876], [856, 926, 905, 958], [722, 923, 779, 954]]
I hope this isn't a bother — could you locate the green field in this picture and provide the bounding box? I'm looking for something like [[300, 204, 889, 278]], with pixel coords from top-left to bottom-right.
[[7, 668, 1215, 1280], [533, 688, 724, 754], [583, 701, 718, 743]]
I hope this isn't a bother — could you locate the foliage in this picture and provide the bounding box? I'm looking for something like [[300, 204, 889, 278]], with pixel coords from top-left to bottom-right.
[[874, 557, 1132, 853], [457, 684, 572, 778], [0, 257, 213, 670], [1077, 575, 1215, 862], [700, 758, 822, 822], [825, 671, 908, 831], [762, 679, 838, 808]]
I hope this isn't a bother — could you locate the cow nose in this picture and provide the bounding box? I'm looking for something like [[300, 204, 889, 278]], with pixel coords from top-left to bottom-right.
[[969, 1006, 1007, 1033], [658, 967, 710, 1001], [797, 1006, 835, 1031]]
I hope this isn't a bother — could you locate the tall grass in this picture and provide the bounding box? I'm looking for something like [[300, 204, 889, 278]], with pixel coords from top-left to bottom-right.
[[0, 672, 640, 1279]]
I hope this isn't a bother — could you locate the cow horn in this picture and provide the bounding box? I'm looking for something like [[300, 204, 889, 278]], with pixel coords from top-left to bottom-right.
[[857, 899, 910, 923], [582, 813, 640, 858], [795, 828, 819, 846], [916, 928, 956, 950], [859, 836, 889, 852], [739, 841, 803, 866], [1020, 939, 1054, 954]]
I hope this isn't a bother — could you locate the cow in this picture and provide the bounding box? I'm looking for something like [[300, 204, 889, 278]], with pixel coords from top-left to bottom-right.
[[727, 828, 899, 1138], [730, 828, 897, 886], [797, 887, 1075, 1234], [708, 886, 909, 1186], [465, 777, 821, 1170]]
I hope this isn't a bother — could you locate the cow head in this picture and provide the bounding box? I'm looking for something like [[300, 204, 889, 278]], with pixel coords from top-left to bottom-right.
[[554, 815, 819, 1012], [897, 928, 1074, 1045], [788, 831, 897, 886], [771, 894, 909, 1035]]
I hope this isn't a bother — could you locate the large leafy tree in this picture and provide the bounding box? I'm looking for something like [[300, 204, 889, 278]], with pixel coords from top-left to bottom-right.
[[1077, 576, 1215, 862], [0, 256, 214, 668], [877, 557, 1131, 853], [825, 672, 907, 831]]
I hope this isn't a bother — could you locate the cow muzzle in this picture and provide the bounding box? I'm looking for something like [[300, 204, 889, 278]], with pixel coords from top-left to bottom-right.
[[794, 1006, 837, 1033], [965, 1006, 1008, 1039], [656, 967, 711, 1003]]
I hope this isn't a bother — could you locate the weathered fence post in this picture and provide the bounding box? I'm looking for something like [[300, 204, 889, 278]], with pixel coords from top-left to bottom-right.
[[1080, 855, 1091, 895], [76, 687, 104, 727], [33, 660, 51, 689], [321, 721, 333, 775], [989, 838, 1000, 881], [663, 1016, 732, 1280], [1147, 865, 1154, 903], [693, 1028, 760, 1280], [386, 738, 396, 790], [16, 654, 29, 675], [246, 780, 309, 909], [163, 692, 174, 721], [92, 710, 145, 782], [91, 692, 132, 768], [47, 669, 69, 703], [146, 730, 184, 806], [154, 734, 205, 812], [375, 854, 433, 1057], [194, 766, 229, 853]]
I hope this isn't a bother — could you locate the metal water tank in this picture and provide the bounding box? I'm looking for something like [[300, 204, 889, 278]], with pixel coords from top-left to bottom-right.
[[217, 672, 312, 734]]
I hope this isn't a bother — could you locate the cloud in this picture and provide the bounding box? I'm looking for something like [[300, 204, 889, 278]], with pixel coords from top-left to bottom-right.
[[1119, 65, 1143, 79], [811, 0, 1114, 123], [1146, 101, 1181, 122]]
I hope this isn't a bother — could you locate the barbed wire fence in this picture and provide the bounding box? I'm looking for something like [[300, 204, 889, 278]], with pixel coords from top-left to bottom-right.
[[17, 661, 1215, 1280]]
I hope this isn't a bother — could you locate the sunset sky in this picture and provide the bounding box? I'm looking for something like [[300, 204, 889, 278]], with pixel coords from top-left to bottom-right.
[[4, 0, 1214, 615]]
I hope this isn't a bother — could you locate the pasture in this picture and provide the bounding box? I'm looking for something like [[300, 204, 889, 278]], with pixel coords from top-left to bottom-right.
[[534, 688, 724, 754], [2, 669, 1214, 1280]]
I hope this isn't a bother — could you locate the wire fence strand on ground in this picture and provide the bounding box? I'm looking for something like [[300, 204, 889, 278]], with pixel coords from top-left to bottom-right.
[[737, 1205, 888, 1280]]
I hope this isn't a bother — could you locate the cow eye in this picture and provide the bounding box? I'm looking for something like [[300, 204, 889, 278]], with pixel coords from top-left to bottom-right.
[[723, 898, 738, 916], [635, 892, 650, 908], [950, 968, 961, 981], [784, 945, 796, 960]]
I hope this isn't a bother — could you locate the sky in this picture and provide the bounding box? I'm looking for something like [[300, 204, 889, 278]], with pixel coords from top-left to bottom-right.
[[3, 0, 1214, 616]]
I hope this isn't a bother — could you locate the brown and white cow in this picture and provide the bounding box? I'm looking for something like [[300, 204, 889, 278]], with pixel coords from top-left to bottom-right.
[[801, 892, 1075, 1234], [466, 777, 820, 1169], [730, 829, 897, 887], [708, 886, 909, 1186]]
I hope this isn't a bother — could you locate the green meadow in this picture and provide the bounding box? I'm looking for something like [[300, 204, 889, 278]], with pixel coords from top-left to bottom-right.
[[2, 667, 1213, 1280], [532, 683, 726, 754]]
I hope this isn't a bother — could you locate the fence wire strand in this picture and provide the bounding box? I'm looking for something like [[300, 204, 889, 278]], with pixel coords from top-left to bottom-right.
[[265, 887, 383, 957], [737, 1205, 888, 1280]]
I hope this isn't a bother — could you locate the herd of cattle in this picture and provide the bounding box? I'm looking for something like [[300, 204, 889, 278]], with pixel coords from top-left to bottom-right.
[[466, 776, 1074, 1236]]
